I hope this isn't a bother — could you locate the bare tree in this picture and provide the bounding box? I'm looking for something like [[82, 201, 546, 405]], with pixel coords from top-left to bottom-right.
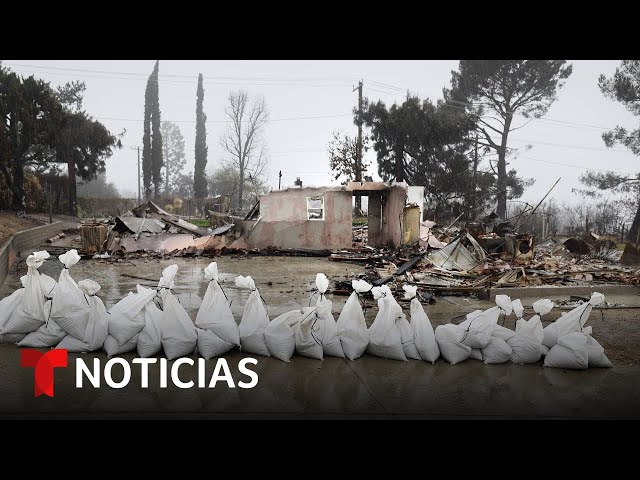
[[220, 91, 269, 210]]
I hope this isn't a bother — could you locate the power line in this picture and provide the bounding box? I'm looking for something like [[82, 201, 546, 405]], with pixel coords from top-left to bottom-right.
[[364, 79, 405, 92], [9, 62, 618, 132], [97, 113, 352, 124], [4, 63, 356, 87], [509, 138, 628, 153], [513, 154, 636, 176], [3, 62, 362, 82], [441, 100, 615, 131], [364, 86, 400, 96]]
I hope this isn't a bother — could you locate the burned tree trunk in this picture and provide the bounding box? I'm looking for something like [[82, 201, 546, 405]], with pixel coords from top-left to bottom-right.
[[394, 144, 404, 183], [10, 160, 26, 214], [627, 203, 640, 242], [496, 113, 512, 220]]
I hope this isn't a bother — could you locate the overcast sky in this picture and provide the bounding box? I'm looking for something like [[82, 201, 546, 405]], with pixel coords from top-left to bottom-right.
[[3, 60, 638, 209]]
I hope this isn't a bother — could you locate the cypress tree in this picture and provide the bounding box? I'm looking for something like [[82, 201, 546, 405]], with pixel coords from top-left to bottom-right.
[[194, 73, 208, 199], [150, 61, 163, 199], [142, 73, 153, 199]]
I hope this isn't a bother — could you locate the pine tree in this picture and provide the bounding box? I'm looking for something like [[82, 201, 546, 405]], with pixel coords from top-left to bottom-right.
[[446, 60, 572, 219], [194, 73, 208, 198], [150, 61, 163, 199]]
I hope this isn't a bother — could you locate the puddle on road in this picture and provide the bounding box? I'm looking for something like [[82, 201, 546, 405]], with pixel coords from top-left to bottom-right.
[[1, 254, 495, 324]]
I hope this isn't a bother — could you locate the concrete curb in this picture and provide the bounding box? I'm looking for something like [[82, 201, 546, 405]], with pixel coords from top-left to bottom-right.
[[490, 284, 640, 300], [0, 221, 64, 289]]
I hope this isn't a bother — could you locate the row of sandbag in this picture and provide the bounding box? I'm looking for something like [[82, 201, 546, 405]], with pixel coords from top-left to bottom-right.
[[0, 250, 110, 351], [252, 278, 440, 363], [0, 250, 436, 363], [255, 279, 612, 369], [0, 251, 236, 359], [0, 249, 612, 369], [433, 292, 612, 369]]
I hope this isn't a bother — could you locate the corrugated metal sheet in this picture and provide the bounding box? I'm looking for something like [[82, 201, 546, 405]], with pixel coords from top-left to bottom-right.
[[427, 233, 486, 271], [114, 217, 165, 234]]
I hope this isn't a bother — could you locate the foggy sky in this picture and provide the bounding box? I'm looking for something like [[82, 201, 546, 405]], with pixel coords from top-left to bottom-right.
[[4, 60, 638, 210]]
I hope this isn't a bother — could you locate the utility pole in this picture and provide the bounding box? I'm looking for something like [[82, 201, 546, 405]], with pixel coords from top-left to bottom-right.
[[353, 80, 363, 213], [137, 146, 141, 204]]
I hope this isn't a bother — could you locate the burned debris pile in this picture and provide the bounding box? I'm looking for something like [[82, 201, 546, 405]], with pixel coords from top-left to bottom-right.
[[79, 201, 237, 258], [328, 215, 639, 300], [71, 193, 639, 299]]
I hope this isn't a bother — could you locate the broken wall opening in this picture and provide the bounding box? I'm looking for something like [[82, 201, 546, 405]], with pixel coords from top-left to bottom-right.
[[347, 183, 408, 248]]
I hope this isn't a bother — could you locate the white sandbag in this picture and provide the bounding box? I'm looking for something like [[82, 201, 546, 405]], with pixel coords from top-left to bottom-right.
[[535, 300, 554, 358], [492, 325, 516, 341], [481, 337, 512, 364], [495, 294, 514, 315], [0, 290, 25, 338], [265, 307, 314, 362], [104, 334, 139, 356], [136, 301, 165, 358], [532, 298, 554, 316], [509, 336, 542, 364], [18, 300, 66, 347], [235, 275, 255, 290], [55, 334, 94, 352], [461, 315, 496, 349], [1, 251, 54, 338], [352, 279, 373, 294], [315, 273, 345, 358], [77, 279, 109, 351], [336, 293, 368, 359], [511, 299, 524, 319], [195, 262, 239, 347], [294, 308, 324, 360], [397, 312, 420, 360], [235, 275, 270, 357], [515, 316, 544, 344], [0, 333, 27, 343], [30, 250, 55, 295], [459, 295, 512, 349], [391, 286, 418, 360], [585, 335, 613, 368], [508, 299, 545, 364], [32, 250, 50, 263], [404, 285, 440, 363], [1, 252, 53, 334], [108, 285, 157, 345], [470, 348, 483, 361], [158, 303, 196, 359], [56, 279, 108, 352], [317, 298, 345, 358], [315, 272, 329, 294], [543, 293, 602, 348], [157, 264, 197, 360], [435, 323, 471, 365], [366, 286, 407, 361], [336, 280, 370, 360], [196, 328, 235, 359], [544, 331, 589, 369], [48, 249, 91, 341]]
